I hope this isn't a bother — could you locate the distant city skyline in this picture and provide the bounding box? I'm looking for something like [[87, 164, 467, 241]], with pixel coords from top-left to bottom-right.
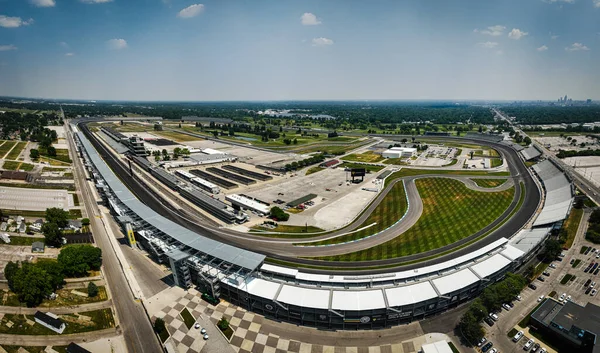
[[0, 0, 599, 101]]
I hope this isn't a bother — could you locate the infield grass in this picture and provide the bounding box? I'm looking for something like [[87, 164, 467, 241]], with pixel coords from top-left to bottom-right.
[[299, 181, 408, 246], [472, 178, 508, 188], [384, 168, 510, 186], [342, 151, 384, 163], [314, 178, 514, 261]]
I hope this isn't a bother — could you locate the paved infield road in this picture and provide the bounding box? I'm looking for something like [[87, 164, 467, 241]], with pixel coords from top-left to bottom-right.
[[80, 123, 540, 273]]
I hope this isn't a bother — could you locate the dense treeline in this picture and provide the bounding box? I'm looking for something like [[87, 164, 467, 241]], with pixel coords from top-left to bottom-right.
[[0, 111, 61, 140], [586, 209, 600, 244], [502, 106, 600, 124], [556, 149, 600, 159]]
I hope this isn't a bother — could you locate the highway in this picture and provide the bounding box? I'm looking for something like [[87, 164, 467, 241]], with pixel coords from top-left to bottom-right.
[[66, 123, 162, 353], [78, 121, 541, 274]]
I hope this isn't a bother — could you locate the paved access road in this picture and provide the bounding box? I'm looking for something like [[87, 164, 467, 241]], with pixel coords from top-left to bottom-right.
[[66, 123, 163, 353]]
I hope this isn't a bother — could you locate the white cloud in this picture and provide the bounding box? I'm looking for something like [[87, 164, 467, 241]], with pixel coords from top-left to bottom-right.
[[177, 4, 204, 18], [475, 25, 506, 36], [508, 28, 529, 40], [312, 37, 333, 46], [65, 53, 74, 56], [594, 0, 600, 7], [537, 45, 549, 51], [59, 42, 69, 48], [478, 41, 499, 48], [565, 42, 590, 51], [31, 0, 56, 7], [0, 45, 18, 51], [0, 15, 34, 28], [542, 0, 575, 3], [551, 35, 559, 40], [80, 0, 113, 3], [107, 38, 127, 50], [301, 12, 321, 26]]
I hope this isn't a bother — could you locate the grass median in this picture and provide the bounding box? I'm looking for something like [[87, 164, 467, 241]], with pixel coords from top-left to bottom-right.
[[472, 178, 507, 188]]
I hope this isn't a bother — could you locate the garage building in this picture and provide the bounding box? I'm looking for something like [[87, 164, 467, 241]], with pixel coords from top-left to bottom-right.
[[382, 147, 417, 159]]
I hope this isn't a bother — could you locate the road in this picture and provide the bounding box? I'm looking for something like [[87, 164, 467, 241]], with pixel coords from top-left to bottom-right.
[[66, 122, 163, 353], [78, 121, 541, 273]]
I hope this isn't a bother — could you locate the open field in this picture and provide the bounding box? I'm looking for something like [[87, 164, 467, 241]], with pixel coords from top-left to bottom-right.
[[2, 161, 34, 171], [39, 156, 71, 166], [153, 130, 202, 142], [382, 158, 408, 165], [0, 309, 114, 335], [384, 168, 510, 185], [341, 151, 384, 163], [5, 236, 45, 246], [472, 178, 508, 188], [2, 285, 108, 307], [0, 141, 17, 158], [315, 178, 515, 261], [5, 141, 27, 160], [305, 181, 408, 246]]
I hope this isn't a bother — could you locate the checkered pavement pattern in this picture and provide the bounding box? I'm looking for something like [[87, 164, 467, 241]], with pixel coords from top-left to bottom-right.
[[154, 289, 418, 353]]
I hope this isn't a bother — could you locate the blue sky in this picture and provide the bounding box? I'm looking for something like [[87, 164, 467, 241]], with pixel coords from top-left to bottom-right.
[[0, 0, 599, 101]]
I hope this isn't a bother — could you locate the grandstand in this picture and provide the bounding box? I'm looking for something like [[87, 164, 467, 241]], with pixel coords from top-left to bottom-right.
[[207, 167, 256, 185], [531, 160, 573, 226], [520, 145, 542, 161], [500, 140, 525, 152]]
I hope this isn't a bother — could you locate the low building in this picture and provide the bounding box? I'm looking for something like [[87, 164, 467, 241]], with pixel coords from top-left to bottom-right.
[[66, 342, 91, 353], [531, 299, 600, 353], [30, 219, 44, 232], [226, 194, 270, 216], [320, 159, 340, 168], [421, 341, 453, 353], [382, 147, 417, 159], [0, 170, 29, 180], [0, 222, 7, 232], [0, 233, 9, 244], [32, 241, 45, 253], [34, 311, 65, 334], [18, 223, 26, 233], [67, 220, 83, 231]]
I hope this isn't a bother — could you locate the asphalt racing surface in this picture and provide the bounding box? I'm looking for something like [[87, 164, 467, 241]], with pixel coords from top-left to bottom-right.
[[80, 123, 540, 274]]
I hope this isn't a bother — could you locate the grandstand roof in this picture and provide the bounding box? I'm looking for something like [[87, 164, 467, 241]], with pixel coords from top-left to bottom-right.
[[431, 269, 479, 295], [521, 145, 542, 161]]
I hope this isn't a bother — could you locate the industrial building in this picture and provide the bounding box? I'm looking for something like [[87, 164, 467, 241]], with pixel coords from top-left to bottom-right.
[[226, 194, 270, 215], [531, 299, 600, 353], [74, 124, 573, 331], [382, 147, 417, 159]]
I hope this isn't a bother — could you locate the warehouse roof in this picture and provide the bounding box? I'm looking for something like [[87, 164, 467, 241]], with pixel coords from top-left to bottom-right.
[[76, 131, 265, 271]]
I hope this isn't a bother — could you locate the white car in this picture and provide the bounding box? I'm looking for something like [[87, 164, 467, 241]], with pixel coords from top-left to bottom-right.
[[516, 295, 522, 301], [549, 263, 556, 268], [538, 295, 545, 302], [513, 330, 524, 342], [539, 348, 547, 353], [502, 303, 511, 311], [489, 313, 499, 321], [524, 339, 535, 350], [489, 349, 498, 353], [566, 295, 572, 301], [592, 289, 597, 296]]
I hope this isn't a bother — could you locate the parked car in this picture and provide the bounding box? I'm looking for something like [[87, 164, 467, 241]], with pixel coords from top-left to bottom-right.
[[482, 342, 494, 353], [484, 317, 495, 326], [567, 295, 572, 301], [524, 339, 535, 350], [502, 303, 511, 311], [595, 268, 600, 275], [508, 301, 515, 308], [543, 271, 551, 276], [592, 289, 597, 296], [549, 263, 556, 268], [532, 343, 540, 352], [200, 328, 207, 334], [540, 348, 547, 353], [489, 313, 499, 321], [513, 330, 524, 342], [477, 337, 487, 347], [586, 287, 592, 294], [570, 258, 575, 264], [515, 295, 522, 301], [585, 279, 592, 287], [592, 281, 596, 288], [203, 334, 209, 340], [537, 276, 545, 282], [538, 295, 545, 302], [529, 283, 537, 290], [489, 349, 498, 353]]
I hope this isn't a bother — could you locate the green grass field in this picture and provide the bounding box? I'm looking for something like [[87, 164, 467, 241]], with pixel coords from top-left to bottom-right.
[[0, 141, 17, 158], [154, 130, 202, 142], [2, 161, 34, 171], [563, 208, 584, 249], [5, 141, 27, 160], [491, 158, 503, 168], [472, 179, 508, 188], [302, 181, 408, 246], [305, 166, 325, 175], [314, 178, 514, 261], [384, 168, 510, 186], [341, 151, 384, 163], [0, 309, 114, 335], [180, 308, 196, 329]]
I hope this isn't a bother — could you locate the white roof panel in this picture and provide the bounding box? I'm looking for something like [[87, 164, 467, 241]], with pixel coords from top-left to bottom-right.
[[260, 263, 299, 277], [500, 245, 525, 261], [276, 285, 330, 309], [385, 281, 438, 307], [431, 269, 479, 295], [244, 278, 281, 300], [470, 254, 512, 278], [331, 290, 386, 311]]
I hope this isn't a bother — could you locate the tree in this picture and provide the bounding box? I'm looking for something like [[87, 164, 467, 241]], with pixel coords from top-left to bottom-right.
[[30, 149, 40, 159], [47, 146, 57, 157], [524, 136, 532, 145], [42, 222, 63, 247], [88, 282, 99, 297], [217, 317, 230, 331], [469, 298, 488, 322], [154, 317, 167, 334], [4, 261, 19, 291], [293, 138, 298, 145], [12, 263, 53, 307], [45, 208, 70, 228], [34, 260, 64, 290], [574, 198, 585, 209], [540, 239, 562, 261], [57, 245, 102, 277], [458, 311, 484, 345], [590, 209, 600, 224], [270, 207, 290, 222], [81, 218, 90, 226]]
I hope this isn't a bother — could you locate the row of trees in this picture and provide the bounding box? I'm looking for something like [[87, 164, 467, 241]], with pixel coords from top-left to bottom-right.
[[586, 209, 600, 244], [557, 148, 600, 159], [458, 273, 528, 345], [284, 153, 326, 172], [4, 245, 102, 307]]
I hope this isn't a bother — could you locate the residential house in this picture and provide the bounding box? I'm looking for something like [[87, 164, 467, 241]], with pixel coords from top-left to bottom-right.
[[0, 222, 7, 232], [67, 220, 83, 231], [32, 241, 45, 253], [34, 311, 65, 334]]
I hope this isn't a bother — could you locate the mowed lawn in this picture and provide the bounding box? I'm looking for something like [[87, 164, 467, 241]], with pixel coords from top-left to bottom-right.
[[473, 178, 507, 188], [316, 178, 515, 261], [5, 141, 27, 160], [302, 182, 408, 246], [384, 168, 510, 185], [0, 140, 17, 158]]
